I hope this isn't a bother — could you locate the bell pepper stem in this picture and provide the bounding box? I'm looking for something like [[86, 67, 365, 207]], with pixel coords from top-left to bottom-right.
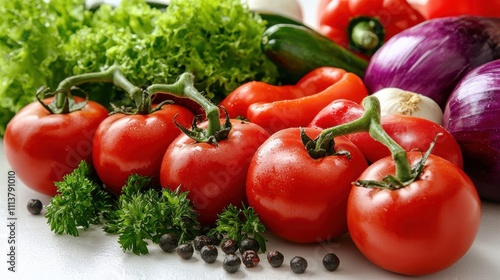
[[351, 22, 379, 50], [348, 16, 385, 55], [146, 73, 221, 136], [315, 96, 412, 182]]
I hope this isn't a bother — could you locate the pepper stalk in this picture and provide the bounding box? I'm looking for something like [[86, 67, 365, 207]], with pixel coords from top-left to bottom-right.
[[348, 16, 385, 55]]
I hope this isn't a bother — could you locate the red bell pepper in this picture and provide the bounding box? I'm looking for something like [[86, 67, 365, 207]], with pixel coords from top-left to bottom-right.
[[219, 67, 348, 119], [247, 69, 368, 134], [410, 0, 500, 19], [318, 0, 425, 57]]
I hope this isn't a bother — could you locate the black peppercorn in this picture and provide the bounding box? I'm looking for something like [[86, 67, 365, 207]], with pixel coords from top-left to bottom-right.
[[27, 199, 43, 215], [208, 233, 222, 246], [200, 245, 218, 264], [267, 250, 284, 268], [323, 253, 340, 271], [177, 243, 194, 260], [193, 235, 213, 251], [222, 254, 241, 273], [239, 237, 260, 253], [242, 250, 260, 268], [290, 256, 307, 274], [159, 233, 178, 253], [220, 239, 239, 254]]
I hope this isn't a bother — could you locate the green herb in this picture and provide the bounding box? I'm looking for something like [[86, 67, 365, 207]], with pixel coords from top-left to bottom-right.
[[45, 161, 113, 236], [101, 174, 155, 235], [210, 204, 268, 253], [44, 161, 268, 256], [105, 175, 200, 255], [45, 162, 200, 255], [116, 189, 168, 255]]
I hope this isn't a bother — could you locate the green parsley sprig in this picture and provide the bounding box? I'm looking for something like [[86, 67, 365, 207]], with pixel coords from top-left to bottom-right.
[[45, 161, 200, 255], [209, 203, 267, 253], [105, 174, 200, 255], [45, 161, 113, 236]]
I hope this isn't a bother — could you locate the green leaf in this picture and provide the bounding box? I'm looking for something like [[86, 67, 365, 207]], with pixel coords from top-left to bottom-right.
[[109, 176, 199, 255], [45, 161, 113, 236], [210, 203, 267, 253], [0, 0, 88, 136]]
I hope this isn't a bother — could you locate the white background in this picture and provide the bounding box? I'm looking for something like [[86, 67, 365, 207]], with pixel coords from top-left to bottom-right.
[[1, 0, 500, 279]]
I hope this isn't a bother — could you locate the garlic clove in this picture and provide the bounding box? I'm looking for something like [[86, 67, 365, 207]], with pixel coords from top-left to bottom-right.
[[371, 87, 444, 124]]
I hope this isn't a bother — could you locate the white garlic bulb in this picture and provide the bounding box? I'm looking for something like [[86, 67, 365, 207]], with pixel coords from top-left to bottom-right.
[[371, 88, 444, 124]]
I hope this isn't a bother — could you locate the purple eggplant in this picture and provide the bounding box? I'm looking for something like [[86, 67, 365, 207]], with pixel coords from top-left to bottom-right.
[[443, 59, 500, 202], [364, 16, 500, 108]]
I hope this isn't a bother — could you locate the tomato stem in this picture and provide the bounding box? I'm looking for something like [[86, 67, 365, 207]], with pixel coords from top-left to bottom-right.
[[44, 65, 145, 114], [147, 73, 223, 140], [56, 65, 143, 107], [315, 96, 412, 182], [51, 66, 226, 141]]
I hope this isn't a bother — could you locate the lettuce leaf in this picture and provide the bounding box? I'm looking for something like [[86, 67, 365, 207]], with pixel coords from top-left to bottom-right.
[[0, 0, 88, 136], [148, 0, 280, 100], [64, 0, 279, 101], [0, 0, 279, 136]]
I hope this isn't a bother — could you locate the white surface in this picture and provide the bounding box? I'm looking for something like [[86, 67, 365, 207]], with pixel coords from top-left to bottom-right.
[[1, 1, 500, 279]]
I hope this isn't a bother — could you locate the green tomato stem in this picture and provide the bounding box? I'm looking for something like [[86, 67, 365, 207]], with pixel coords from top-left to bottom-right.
[[56, 65, 143, 107], [315, 96, 412, 182], [147, 73, 221, 136]]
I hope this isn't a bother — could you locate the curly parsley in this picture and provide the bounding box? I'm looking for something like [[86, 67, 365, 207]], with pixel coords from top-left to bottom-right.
[[45, 161, 268, 256], [45, 161, 113, 237], [105, 175, 199, 255], [209, 204, 268, 253], [46, 163, 200, 255]]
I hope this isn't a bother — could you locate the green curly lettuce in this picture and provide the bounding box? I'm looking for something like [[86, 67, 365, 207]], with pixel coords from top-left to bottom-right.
[[62, 0, 163, 104], [148, 0, 280, 100], [0, 0, 88, 136], [64, 0, 279, 102], [0, 0, 279, 136]]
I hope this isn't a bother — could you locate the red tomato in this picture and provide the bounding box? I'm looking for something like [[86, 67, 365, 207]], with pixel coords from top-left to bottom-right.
[[310, 99, 463, 168], [4, 97, 109, 196], [92, 104, 194, 195], [246, 127, 368, 243], [160, 119, 270, 226], [411, 0, 500, 19], [347, 152, 481, 276]]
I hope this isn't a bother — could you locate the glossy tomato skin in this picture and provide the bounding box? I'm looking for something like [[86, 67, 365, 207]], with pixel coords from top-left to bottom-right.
[[246, 127, 368, 243], [92, 104, 194, 196], [310, 99, 463, 168], [357, 114, 463, 168], [4, 97, 109, 196], [160, 119, 270, 226], [347, 153, 481, 276]]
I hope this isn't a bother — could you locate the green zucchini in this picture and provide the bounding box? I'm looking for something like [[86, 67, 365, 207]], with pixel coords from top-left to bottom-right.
[[261, 24, 369, 84], [258, 13, 307, 28]]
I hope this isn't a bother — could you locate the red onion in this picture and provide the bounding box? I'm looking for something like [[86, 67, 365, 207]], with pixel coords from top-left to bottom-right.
[[365, 16, 500, 109], [443, 59, 500, 202]]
